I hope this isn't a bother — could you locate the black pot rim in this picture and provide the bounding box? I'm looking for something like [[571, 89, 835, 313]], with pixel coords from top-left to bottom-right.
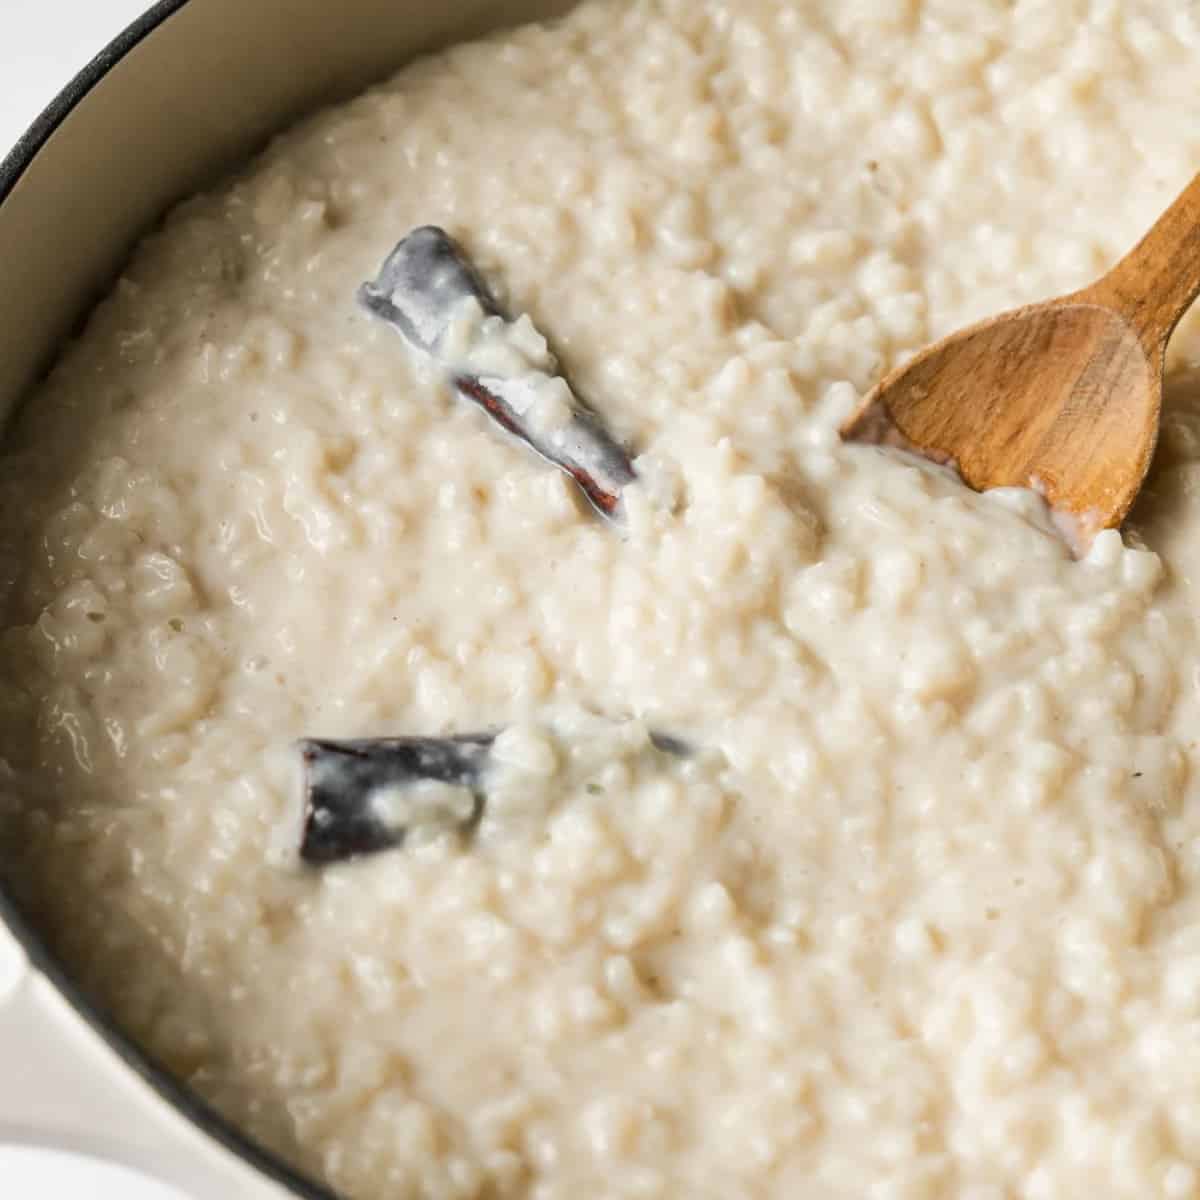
[[0, 5, 338, 1198]]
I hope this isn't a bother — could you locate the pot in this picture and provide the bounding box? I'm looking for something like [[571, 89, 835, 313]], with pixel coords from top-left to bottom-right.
[[0, 2, 573, 1195]]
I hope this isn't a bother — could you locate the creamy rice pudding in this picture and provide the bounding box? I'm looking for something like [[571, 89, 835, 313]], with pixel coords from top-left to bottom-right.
[[3, 2, 1200, 1197]]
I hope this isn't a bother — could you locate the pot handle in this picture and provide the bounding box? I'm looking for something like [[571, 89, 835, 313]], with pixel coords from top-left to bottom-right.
[[0, 920, 295, 1199]]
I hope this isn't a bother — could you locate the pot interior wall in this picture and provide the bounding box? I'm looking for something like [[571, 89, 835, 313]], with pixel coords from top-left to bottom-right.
[[0, 0, 578, 427]]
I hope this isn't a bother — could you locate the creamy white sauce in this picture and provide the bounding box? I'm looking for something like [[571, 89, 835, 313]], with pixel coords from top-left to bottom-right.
[[443, 299, 578, 439], [2, 2, 1200, 1198], [370, 779, 477, 834]]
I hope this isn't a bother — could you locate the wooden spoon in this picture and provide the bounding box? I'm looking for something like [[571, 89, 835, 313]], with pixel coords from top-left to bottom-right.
[[840, 172, 1200, 552]]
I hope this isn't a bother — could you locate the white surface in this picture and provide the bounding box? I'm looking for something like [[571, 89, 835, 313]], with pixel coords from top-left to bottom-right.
[[0, 0, 152, 158], [0, 1146, 193, 1200], [0, 925, 291, 1199]]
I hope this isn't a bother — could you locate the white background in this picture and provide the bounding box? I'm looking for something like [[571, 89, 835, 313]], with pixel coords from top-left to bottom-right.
[[1, 0, 151, 157], [3, 2, 190, 1192]]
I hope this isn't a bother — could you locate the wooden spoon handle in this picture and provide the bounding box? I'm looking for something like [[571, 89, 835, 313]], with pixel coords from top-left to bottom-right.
[[1083, 171, 1200, 351]]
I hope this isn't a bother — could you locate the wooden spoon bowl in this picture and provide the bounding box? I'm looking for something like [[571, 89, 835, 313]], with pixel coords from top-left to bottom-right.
[[841, 173, 1200, 552]]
